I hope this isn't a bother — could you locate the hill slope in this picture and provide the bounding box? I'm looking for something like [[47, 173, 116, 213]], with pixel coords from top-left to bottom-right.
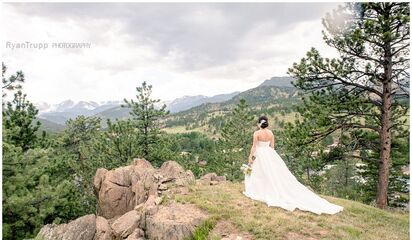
[[38, 118, 66, 133], [163, 85, 300, 137], [167, 92, 240, 113], [175, 181, 409, 240], [259, 76, 294, 87]]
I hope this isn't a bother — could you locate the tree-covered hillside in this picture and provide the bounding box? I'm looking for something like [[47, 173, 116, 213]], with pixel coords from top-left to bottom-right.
[[163, 86, 300, 137]]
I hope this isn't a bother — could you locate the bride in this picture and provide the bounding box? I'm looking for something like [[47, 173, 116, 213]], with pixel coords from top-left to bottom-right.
[[243, 116, 343, 215]]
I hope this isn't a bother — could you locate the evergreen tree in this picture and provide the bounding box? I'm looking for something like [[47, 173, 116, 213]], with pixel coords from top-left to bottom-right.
[[2, 143, 88, 240], [220, 98, 255, 181], [281, 119, 330, 190], [60, 115, 101, 208], [287, 3, 409, 209], [2, 66, 94, 239], [122, 81, 169, 164], [89, 119, 141, 168], [2, 63, 24, 99], [3, 90, 41, 151]]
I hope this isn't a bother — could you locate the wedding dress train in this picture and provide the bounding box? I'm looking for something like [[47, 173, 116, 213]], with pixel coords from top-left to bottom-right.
[[243, 141, 343, 215]]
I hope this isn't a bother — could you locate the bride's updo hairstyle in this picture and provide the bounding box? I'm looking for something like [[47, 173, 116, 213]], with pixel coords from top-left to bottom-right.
[[258, 116, 269, 129]]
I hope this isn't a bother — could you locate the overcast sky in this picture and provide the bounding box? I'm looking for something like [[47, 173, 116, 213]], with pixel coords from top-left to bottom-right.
[[2, 2, 340, 104]]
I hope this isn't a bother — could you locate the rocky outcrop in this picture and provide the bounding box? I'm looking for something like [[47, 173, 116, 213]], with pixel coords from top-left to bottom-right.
[[37, 159, 205, 240], [37, 214, 96, 240], [94, 159, 195, 219]]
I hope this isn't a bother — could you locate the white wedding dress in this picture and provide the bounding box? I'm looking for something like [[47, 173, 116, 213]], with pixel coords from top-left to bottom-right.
[[243, 141, 343, 215]]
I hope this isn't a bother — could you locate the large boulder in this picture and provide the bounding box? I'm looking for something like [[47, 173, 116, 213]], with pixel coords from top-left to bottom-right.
[[36, 214, 96, 240], [145, 202, 208, 240], [94, 159, 195, 219], [94, 216, 113, 240], [110, 210, 141, 239], [95, 165, 136, 219]]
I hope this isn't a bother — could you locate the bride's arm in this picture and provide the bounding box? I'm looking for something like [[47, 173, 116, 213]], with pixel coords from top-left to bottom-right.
[[248, 132, 258, 165], [270, 133, 275, 149]]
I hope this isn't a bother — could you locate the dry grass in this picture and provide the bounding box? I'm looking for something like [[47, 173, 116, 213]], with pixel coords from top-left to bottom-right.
[[174, 181, 409, 240]]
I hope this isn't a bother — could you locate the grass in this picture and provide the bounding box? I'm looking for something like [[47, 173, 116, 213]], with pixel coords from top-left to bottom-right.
[[187, 216, 220, 240], [174, 181, 409, 240]]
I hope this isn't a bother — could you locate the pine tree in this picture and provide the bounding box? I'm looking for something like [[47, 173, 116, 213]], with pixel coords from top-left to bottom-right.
[[2, 66, 93, 239], [122, 81, 169, 164], [287, 3, 409, 208], [220, 98, 255, 181], [2, 63, 24, 99], [60, 115, 101, 207], [3, 90, 41, 151], [89, 118, 141, 167]]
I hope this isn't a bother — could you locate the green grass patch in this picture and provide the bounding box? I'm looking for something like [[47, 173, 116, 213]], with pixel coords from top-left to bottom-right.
[[187, 216, 220, 240]]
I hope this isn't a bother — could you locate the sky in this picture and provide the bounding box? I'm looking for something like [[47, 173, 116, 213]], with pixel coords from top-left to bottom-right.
[[2, 2, 340, 104]]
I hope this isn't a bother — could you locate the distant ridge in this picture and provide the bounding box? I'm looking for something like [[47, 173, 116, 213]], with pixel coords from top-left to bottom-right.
[[35, 76, 296, 132], [167, 92, 240, 113], [259, 76, 294, 88]]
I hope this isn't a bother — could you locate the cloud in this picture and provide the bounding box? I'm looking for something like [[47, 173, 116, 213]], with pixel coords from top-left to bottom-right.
[[2, 2, 340, 104]]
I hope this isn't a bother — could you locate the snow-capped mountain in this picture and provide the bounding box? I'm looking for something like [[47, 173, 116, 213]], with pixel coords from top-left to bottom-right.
[[34, 100, 123, 125], [35, 100, 122, 114], [34, 92, 238, 125]]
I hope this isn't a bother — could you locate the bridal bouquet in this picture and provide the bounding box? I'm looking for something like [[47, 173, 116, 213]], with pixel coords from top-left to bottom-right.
[[241, 164, 252, 175]]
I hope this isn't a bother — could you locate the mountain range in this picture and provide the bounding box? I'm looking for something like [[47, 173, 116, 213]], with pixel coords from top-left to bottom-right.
[[35, 76, 295, 132]]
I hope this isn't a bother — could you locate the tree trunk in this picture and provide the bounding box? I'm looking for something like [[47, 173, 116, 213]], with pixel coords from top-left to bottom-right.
[[377, 40, 393, 209]]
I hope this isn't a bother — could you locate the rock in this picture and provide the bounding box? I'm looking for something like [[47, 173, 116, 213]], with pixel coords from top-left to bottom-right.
[[95, 160, 156, 219], [153, 173, 163, 181], [145, 205, 160, 216], [200, 173, 217, 182], [145, 202, 208, 240], [44, 160, 204, 240], [97, 169, 135, 219], [199, 172, 226, 185], [94, 216, 113, 240], [158, 161, 195, 185], [155, 196, 164, 205], [148, 182, 159, 196], [145, 195, 157, 207], [111, 210, 141, 239], [134, 203, 145, 212], [198, 160, 207, 166], [37, 214, 96, 240], [133, 158, 154, 170], [209, 220, 254, 240], [210, 180, 219, 185], [93, 168, 108, 194], [125, 228, 145, 240], [95, 160, 196, 219], [170, 186, 189, 195], [215, 176, 226, 182], [132, 181, 146, 206]]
